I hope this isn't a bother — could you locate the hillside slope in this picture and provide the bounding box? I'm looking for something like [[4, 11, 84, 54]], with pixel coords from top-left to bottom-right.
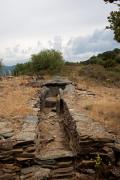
[[79, 48, 120, 87]]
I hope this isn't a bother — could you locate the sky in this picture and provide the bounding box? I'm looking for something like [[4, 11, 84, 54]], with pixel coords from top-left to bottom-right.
[[0, 0, 120, 65]]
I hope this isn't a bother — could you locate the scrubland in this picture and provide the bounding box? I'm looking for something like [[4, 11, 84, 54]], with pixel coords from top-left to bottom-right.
[[0, 76, 38, 131], [76, 77, 120, 136], [61, 63, 120, 135], [0, 68, 120, 136]]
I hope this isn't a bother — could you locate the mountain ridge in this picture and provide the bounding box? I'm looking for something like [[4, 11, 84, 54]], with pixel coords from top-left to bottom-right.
[[0, 65, 15, 75]]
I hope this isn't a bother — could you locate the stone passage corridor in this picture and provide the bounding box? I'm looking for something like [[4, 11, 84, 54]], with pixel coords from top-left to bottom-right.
[[0, 78, 120, 179]]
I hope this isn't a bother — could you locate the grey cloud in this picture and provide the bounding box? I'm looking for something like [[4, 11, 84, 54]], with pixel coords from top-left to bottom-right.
[[0, 0, 118, 44], [1, 36, 63, 65], [1, 29, 120, 65], [64, 29, 120, 61]]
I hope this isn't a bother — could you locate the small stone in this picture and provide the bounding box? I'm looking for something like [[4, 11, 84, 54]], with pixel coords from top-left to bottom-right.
[[1, 132, 14, 139], [74, 173, 94, 180], [86, 169, 95, 174], [78, 160, 95, 169], [45, 97, 57, 108]]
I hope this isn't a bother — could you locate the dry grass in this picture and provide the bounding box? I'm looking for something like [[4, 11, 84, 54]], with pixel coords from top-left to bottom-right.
[[76, 78, 120, 135], [0, 76, 38, 130], [58, 64, 120, 136], [87, 101, 120, 135], [0, 73, 119, 137]]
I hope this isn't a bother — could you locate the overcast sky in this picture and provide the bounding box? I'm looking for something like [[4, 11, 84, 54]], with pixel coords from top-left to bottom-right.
[[0, 0, 120, 65]]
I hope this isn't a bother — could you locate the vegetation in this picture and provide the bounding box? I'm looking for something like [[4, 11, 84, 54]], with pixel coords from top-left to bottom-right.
[[13, 62, 33, 76], [104, 0, 119, 3], [0, 59, 3, 76], [81, 48, 120, 70], [79, 48, 120, 87], [31, 49, 64, 75], [107, 6, 120, 42], [13, 49, 64, 76], [13, 47, 120, 87], [0, 59, 2, 69], [104, 0, 120, 42]]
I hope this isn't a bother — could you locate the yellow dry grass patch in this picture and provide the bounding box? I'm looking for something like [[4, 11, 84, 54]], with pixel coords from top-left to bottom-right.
[[87, 101, 120, 135], [76, 78, 120, 135], [0, 76, 38, 119]]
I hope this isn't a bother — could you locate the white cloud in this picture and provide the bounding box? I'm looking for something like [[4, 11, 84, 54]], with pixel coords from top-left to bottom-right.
[[0, 0, 119, 65], [1, 29, 120, 65], [48, 36, 62, 51], [1, 42, 44, 65], [64, 29, 120, 61]]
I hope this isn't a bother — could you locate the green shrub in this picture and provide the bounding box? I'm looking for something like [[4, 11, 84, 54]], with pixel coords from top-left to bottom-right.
[[13, 62, 33, 75], [115, 56, 120, 64], [79, 64, 107, 80], [13, 49, 64, 76], [79, 64, 120, 87], [31, 49, 64, 75], [81, 49, 120, 70]]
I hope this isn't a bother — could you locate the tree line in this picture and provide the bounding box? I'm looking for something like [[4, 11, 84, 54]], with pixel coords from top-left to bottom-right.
[[81, 48, 120, 71], [13, 49, 64, 76]]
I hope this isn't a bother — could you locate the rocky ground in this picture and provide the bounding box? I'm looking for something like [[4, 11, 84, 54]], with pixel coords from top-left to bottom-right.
[[0, 76, 120, 180], [0, 76, 39, 133], [75, 78, 120, 136]]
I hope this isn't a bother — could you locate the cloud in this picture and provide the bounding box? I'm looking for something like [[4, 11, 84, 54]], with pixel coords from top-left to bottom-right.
[[0, 0, 118, 44], [1, 42, 44, 65], [0, 0, 119, 65], [1, 29, 120, 65], [1, 36, 64, 65], [48, 36, 62, 51], [64, 29, 120, 61]]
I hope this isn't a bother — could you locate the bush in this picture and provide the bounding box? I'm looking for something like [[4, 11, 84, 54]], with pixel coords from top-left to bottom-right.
[[31, 49, 64, 75], [115, 56, 120, 64], [79, 64, 107, 80], [81, 49, 120, 69], [13, 62, 33, 76], [112, 64, 120, 72], [79, 64, 120, 87], [0, 60, 2, 68], [13, 49, 64, 76]]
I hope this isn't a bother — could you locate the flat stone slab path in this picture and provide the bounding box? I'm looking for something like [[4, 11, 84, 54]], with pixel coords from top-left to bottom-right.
[[36, 110, 73, 160], [11, 115, 38, 142]]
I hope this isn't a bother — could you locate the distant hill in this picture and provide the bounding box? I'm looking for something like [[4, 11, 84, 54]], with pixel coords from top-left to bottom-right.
[[0, 66, 15, 75], [82, 48, 120, 68], [79, 48, 120, 87]]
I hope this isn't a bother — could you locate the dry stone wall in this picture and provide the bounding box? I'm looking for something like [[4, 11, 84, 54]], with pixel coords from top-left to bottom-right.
[[38, 78, 120, 179], [58, 83, 120, 179], [0, 77, 120, 180], [0, 107, 51, 179]]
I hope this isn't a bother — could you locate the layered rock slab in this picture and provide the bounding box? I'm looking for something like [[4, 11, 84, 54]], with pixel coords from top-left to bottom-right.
[[36, 111, 73, 160], [59, 88, 120, 179]]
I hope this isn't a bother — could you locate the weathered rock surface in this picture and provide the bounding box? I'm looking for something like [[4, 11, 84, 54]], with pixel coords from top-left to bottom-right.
[[41, 78, 72, 87], [0, 78, 120, 180], [58, 83, 120, 179], [0, 98, 51, 179], [36, 111, 73, 160]]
